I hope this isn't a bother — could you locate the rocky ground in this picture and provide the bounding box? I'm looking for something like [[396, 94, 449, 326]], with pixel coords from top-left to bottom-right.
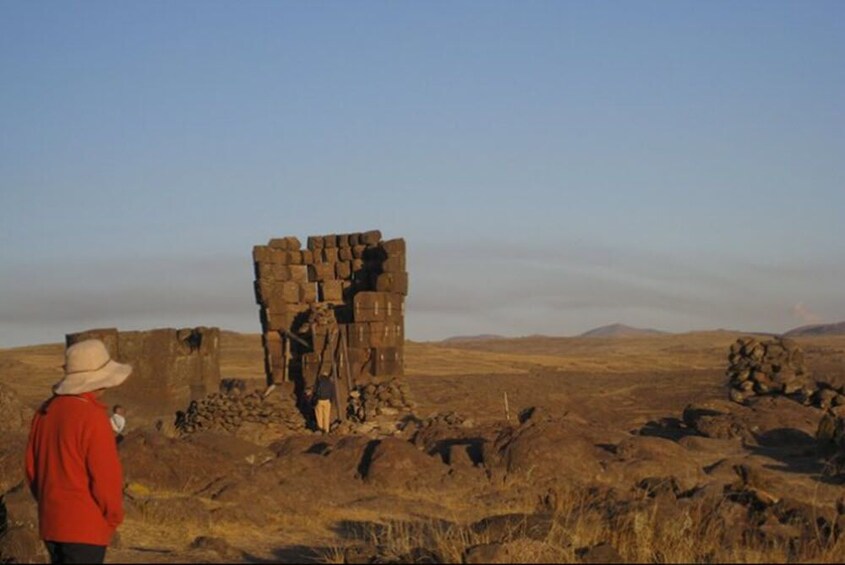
[[1, 332, 844, 563]]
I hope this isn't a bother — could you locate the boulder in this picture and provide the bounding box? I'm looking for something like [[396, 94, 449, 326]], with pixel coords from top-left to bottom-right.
[[363, 437, 446, 489], [609, 436, 705, 493], [682, 400, 750, 441], [484, 412, 608, 486]]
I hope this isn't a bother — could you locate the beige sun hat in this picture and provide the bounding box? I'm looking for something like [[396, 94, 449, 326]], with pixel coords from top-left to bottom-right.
[[54, 339, 132, 395]]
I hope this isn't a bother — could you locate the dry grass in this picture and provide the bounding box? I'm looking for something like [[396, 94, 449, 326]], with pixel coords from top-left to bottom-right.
[[323, 484, 845, 564]]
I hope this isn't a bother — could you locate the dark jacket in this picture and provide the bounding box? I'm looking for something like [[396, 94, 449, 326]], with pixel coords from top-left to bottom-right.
[[314, 375, 335, 401]]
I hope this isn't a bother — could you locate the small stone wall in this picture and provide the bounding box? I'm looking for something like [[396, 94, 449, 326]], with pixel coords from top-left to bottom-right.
[[176, 386, 306, 436]]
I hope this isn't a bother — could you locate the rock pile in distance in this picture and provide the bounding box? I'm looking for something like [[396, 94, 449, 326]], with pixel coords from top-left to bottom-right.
[[727, 336, 845, 410]]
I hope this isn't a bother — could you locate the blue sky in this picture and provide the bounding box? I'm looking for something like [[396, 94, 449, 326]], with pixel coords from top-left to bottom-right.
[[1, 1, 843, 347]]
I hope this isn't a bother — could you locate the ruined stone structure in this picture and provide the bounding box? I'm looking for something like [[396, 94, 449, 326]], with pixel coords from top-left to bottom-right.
[[66, 327, 220, 417], [176, 385, 307, 437], [252, 230, 407, 411], [727, 336, 845, 410]]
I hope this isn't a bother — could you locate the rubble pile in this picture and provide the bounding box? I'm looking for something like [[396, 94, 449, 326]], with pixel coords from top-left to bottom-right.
[[347, 378, 415, 422], [176, 388, 306, 436], [727, 336, 809, 404], [726, 336, 845, 409], [418, 411, 467, 428]]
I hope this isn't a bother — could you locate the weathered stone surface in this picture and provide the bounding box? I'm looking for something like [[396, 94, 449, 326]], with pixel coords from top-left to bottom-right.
[[363, 437, 446, 489], [254, 231, 406, 430], [67, 326, 220, 420], [483, 409, 609, 486]]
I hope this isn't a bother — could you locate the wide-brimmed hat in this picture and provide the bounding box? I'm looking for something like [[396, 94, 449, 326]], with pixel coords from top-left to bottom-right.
[[54, 339, 132, 395]]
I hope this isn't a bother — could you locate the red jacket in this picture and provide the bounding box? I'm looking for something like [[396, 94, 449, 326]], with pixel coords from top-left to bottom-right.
[[25, 392, 124, 545]]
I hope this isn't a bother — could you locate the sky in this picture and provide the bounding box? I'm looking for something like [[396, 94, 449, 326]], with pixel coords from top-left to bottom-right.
[[1, 1, 843, 347]]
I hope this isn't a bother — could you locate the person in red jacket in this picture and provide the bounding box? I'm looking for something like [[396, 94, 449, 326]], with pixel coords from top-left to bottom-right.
[[25, 339, 132, 564]]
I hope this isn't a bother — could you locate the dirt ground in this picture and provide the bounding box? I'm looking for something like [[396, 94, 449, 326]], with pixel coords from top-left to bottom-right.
[[2, 331, 844, 563]]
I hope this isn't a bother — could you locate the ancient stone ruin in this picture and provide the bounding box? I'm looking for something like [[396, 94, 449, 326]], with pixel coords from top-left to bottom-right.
[[175, 385, 307, 439], [66, 327, 220, 417], [252, 230, 408, 421], [726, 335, 845, 410]]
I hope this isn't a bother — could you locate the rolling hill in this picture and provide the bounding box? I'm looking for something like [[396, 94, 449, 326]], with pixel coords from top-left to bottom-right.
[[579, 323, 667, 338], [784, 321, 845, 337]]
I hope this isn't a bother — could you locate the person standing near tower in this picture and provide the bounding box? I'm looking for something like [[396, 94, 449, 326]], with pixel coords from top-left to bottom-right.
[[313, 372, 335, 434]]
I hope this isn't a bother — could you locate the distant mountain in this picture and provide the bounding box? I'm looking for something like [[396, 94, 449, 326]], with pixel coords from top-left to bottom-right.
[[579, 323, 667, 338], [783, 321, 845, 337], [442, 334, 506, 343]]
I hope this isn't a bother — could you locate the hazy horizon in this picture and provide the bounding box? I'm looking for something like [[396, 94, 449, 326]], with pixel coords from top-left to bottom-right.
[[2, 1, 843, 348]]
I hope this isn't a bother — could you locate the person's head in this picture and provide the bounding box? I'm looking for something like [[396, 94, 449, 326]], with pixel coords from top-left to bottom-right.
[[54, 339, 132, 396], [113, 404, 125, 416]]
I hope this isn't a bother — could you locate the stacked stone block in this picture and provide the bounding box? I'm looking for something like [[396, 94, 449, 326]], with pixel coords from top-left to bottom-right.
[[253, 230, 407, 394]]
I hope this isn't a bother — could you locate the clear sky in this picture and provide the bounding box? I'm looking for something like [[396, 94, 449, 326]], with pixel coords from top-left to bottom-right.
[[1, 1, 843, 347]]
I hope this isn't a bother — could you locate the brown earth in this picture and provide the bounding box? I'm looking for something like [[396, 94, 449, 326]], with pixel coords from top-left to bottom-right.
[[1, 331, 844, 563]]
